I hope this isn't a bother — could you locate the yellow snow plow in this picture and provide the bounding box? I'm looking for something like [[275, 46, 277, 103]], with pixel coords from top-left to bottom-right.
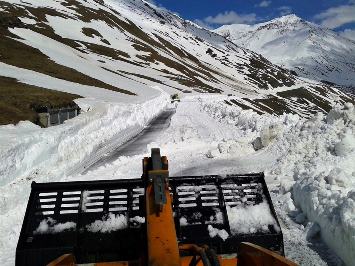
[[16, 148, 297, 266]]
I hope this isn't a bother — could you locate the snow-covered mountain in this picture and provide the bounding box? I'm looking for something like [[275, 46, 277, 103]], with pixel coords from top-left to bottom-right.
[[0, 1, 353, 118], [215, 14, 355, 88], [0, 0, 296, 96]]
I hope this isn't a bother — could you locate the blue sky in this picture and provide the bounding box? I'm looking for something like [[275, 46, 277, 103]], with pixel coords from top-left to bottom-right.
[[148, 0, 355, 40]]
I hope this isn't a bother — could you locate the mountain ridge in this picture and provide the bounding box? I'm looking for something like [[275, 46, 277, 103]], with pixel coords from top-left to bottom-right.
[[0, 0, 353, 123], [215, 14, 355, 88]]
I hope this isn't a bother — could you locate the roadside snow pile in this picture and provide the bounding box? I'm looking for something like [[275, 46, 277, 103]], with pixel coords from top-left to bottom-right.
[[200, 97, 299, 159], [196, 97, 354, 264], [202, 98, 299, 135], [34, 218, 76, 234], [269, 103, 355, 266], [0, 92, 169, 266], [86, 213, 127, 233], [0, 91, 169, 187], [227, 202, 280, 234]]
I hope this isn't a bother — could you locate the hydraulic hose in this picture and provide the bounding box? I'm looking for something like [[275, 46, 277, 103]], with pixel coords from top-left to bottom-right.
[[179, 244, 220, 266]]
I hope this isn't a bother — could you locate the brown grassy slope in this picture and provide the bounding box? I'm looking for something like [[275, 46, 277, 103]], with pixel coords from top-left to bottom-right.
[[0, 6, 135, 95], [229, 86, 355, 116], [0, 76, 81, 125]]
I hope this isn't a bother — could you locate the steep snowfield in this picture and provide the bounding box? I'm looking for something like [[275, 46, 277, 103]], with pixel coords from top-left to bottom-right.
[[215, 14, 355, 88]]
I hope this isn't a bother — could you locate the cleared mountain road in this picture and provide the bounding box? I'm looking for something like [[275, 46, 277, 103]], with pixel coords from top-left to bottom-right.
[[81, 108, 175, 174]]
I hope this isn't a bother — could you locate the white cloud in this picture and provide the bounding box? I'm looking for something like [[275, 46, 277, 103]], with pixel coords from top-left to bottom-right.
[[257, 1, 271, 8], [314, 3, 355, 29], [340, 29, 355, 41], [203, 11, 257, 25], [278, 6, 292, 16]]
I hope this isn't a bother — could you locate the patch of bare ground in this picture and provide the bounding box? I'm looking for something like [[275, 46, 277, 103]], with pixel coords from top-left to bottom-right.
[[0, 4, 134, 95], [81, 27, 110, 45], [82, 42, 130, 59], [246, 56, 295, 89], [229, 87, 355, 117], [132, 39, 222, 92], [0, 76, 81, 125]]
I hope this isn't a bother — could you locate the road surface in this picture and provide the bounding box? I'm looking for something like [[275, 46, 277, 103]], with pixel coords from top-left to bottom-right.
[[82, 108, 175, 174]]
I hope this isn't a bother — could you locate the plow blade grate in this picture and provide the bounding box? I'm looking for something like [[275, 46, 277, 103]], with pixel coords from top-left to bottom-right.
[[16, 173, 283, 265]]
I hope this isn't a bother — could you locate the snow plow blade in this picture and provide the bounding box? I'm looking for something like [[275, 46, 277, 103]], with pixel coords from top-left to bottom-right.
[[16, 173, 283, 265]]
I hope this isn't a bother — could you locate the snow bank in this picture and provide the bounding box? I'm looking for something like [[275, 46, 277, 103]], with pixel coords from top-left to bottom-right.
[[0, 92, 169, 265], [201, 97, 299, 138], [86, 213, 127, 233], [152, 96, 354, 265], [269, 103, 355, 266], [202, 99, 355, 265], [227, 202, 280, 234], [34, 218, 76, 234], [0, 91, 170, 187]]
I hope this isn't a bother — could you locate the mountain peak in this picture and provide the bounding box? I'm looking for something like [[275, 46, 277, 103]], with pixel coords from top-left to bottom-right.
[[214, 13, 355, 87], [273, 14, 302, 23]]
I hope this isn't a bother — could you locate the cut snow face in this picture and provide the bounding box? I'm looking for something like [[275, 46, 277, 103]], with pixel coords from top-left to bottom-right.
[[268, 103, 355, 266], [227, 201, 280, 235], [0, 91, 170, 187], [33, 218, 76, 234], [86, 213, 127, 233]]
